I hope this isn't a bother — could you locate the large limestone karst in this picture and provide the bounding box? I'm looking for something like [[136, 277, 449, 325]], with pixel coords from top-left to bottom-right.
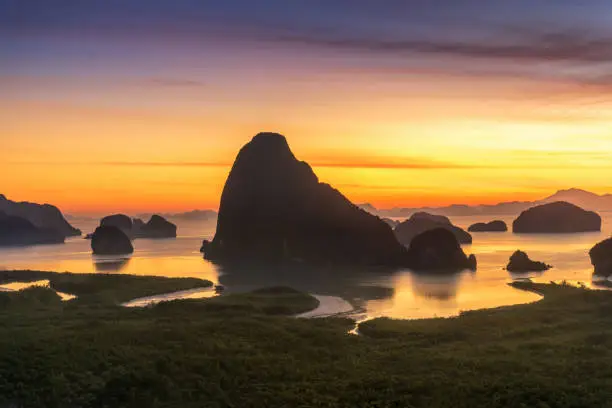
[[201, 132, 407, 266]]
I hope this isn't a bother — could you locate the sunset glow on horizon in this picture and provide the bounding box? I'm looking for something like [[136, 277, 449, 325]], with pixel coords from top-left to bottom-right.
[[2, 1, 612, 214]]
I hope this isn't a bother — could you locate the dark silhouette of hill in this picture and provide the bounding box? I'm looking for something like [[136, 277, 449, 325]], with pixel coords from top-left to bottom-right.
[[468, 220, 507, 232], [138, 215, 177, 238], [589, 238, 612, 277], [137, 209, 217, 222], [394, 212, 472, 245], [359, 188, 612, 218], [0, 211, 65, 246], [201, 132, 477, 272], [506, 250, 551, 272], [0, 194, 80, 237], [513, 201, 601, 233], [201, 132, 407, 266], [91, 214, 177, 239], [100, 214, 133, 233], [91, 226, 133, 255], [541, 188, 612, 211], [405, 228, 476, 271]]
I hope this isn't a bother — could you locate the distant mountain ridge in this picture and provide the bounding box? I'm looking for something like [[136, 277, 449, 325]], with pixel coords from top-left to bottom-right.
[[0, 194, 80, 237], [136, 209, 217, 221], [360, 188, 612, 218]]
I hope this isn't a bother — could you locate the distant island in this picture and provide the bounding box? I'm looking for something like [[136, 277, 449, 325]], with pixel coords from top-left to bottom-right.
[[136, 209, 217, 222], [360, 188, 612, 218]]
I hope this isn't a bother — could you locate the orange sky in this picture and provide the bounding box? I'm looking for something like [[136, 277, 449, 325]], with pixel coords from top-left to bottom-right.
[[2, 72, 611, 215], [2, 4, 612, 215]]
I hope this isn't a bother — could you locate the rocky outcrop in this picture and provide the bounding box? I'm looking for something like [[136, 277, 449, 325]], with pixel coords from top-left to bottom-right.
[[201, 132, 408, 265], [590, 238, 612, 277], [100, 214, 133, 234], [132, 218, 145, 232], [405, 228, 477, 271], [382, 218, 399, 228], [0, 211, 65, 246], [137, 215, 177, 238], [91, 226, 133, 255], [394, 212, 472, 246], [468, 220, 508, 232], [506, 250, 551, 272], [90, 214, 177, 240], [512, 201, 601, 233], [0, 194, 80, 237]]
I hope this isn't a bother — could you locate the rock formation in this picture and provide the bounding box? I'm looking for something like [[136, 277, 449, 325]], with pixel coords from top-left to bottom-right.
[[91, 226, 134, 255], [512, 201, 601, 233], [506, 250, 551, 272], [137, 215, 177, 238], [589, 238, 612, 277], [90, 214, 177, 240], [394, 212, 472, 246], [132, 218, 145, 232], [100, 214, 133, 234], [382, 218, 399, 228], [405, 228, 477, 271], [468, 220, 508, 232], [0, 211, 65, 246], [201, 132, 408, 265], [0, 194, 80, 237]]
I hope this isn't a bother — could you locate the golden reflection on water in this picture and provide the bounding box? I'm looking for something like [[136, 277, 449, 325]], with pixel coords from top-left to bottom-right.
[[0, 215, 609, 319], [365, 270, 541, 319]]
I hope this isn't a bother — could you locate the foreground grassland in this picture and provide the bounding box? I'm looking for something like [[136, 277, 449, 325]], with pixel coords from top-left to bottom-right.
[[1, 272, 612, 407], [0, 270, 212, 304]]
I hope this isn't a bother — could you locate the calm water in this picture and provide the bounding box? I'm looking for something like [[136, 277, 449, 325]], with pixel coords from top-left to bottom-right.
[[0, 213, 610, 319]]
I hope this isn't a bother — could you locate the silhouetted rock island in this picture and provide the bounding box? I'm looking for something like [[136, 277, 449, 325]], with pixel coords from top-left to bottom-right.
[[394, 212, 472, 246], [91, 226, 134, 255], [468, 220, 507, 232], [201, 132, 408, 265], [590, 238, 612, 277], [138, 215, 177, 238], [0, 211, 65, 246], [90, 214, 177, 239], [506, 250, 551, 272], [405, 228, 477, 271], [100, 214, 133, 234], [512, 201, 601, 233], [0, 194, 80, 237]]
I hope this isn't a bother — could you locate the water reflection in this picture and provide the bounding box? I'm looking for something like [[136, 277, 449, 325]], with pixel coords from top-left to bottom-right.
[[93, 256, 131, 272], [364, 268, 540, 319], [409, 271, 464, 301], [0, 214, 609, 319]]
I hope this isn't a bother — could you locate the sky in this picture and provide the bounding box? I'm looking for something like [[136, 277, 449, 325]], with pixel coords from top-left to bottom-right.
[[1, 0, 612, 214]]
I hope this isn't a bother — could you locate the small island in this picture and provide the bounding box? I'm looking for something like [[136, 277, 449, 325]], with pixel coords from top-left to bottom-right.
[[91, 225, 134, 255], [590, 237, 612, 277], [506, 250, 551, 272], [394, 212, 472, 245], [513, 201, 601, 233], [468, 220, 507, 232]]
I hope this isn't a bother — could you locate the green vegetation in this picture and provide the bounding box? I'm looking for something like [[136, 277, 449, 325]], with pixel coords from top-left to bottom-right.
[[1, 272, 612, 407], [0, 270, 212, 304]]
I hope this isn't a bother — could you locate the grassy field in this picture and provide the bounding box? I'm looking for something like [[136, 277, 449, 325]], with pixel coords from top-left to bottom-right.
[[1, 271, 612, 407]]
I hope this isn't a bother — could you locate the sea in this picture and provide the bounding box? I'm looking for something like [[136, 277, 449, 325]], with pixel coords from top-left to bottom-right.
[[1, 213, 610, 320]]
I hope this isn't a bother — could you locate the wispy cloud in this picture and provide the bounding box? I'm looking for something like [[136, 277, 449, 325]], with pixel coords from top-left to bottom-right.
[[138, 77, 206, 88], [275, 29, 612, 64]]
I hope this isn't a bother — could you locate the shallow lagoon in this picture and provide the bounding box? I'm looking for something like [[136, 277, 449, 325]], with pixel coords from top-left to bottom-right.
[[0, 213, 609, 319]]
